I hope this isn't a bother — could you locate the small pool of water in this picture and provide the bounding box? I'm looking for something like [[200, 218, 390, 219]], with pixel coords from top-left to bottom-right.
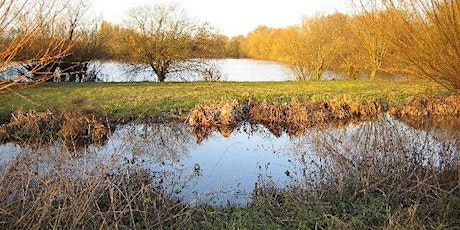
[[1, 115, 459, 205]]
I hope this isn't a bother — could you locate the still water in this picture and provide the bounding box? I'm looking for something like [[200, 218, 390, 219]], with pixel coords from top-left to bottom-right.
[[94, 59, 296, 82], [1, 115, 459, 205]]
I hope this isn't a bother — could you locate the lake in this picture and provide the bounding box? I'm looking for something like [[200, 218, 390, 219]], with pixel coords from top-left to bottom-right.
[[1, 59, 403, 82], [94, 59, 296, 82], [1, 114, 458, 206], [0, 59, 295, 82]]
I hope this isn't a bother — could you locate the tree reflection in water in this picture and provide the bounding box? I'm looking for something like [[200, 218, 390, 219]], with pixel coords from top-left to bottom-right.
[[107, 122, 194, 163], [1, 115, 458, 206], [287, 114, 460, 199]]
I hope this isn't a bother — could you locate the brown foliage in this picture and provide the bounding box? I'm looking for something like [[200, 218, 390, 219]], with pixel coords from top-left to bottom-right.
[[59, 108, 109, 146], [0, 110, 61, 143], [186, 100, 247, 142], [391, 94, 460, 117], [186, 98, 386, 139], [187, 99, 249, 127], [249, 99, 385, 136], [0, 107, 110, 147]]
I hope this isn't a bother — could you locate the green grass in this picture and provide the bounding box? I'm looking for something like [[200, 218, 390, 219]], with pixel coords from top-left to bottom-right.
[[0, 80, 450, 123]]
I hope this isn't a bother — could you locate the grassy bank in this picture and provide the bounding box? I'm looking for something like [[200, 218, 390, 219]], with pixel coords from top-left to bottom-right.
[[0, 80, 450, 123]]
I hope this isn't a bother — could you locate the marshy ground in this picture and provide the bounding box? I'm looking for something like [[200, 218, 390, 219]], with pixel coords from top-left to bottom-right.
[[0, 80, 459, 229]]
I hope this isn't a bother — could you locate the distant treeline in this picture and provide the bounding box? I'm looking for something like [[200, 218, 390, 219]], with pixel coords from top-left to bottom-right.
[[1, 0, 459, 89], [239, 0, 460, 90]]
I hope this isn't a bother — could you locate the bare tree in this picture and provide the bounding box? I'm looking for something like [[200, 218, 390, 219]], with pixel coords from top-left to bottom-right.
[[283, 14, 349, 80], [353, 11, 392, 80], [354, 0, 460, 90], [0, 0, 77, 90], [21, 0, 100, 83], [123, 3, 215, 82]]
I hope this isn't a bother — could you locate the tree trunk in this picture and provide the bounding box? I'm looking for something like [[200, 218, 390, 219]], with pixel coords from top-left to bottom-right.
[[313, 67, 322, 81], [370, 68, 377, 81], [152, 63, 167, 82], [157, 72, 166, 82]]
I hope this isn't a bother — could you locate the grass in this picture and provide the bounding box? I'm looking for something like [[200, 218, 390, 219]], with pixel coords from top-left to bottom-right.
[[1, 80, 459, 229], [0, 80, 450, 123]]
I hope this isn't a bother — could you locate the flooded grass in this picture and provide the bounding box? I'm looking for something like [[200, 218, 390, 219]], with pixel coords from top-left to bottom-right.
[[391, 93, 460, 117], [186, 98, 387, 139], [0, 106, 110, 148], [186, 94, 460, 139], [1, 114, 460, 228]]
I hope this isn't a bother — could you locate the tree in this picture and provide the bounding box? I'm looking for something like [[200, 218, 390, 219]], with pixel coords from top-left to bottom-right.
[[0, 0, 99, 86], [192, 26, 229, 58], [227, 36, 246, 58], [354, 0, 460, 90], [353, 10, 393, 80], [281, 14, 349, 80], [275, 26, 311, 80], [243, 26, 276, 60], [0, 0, 75, 89], [123, 3, 213, 82], [97, 21, 131, 60], [390, 0, 460, 90], [32, 0, 99, 82]]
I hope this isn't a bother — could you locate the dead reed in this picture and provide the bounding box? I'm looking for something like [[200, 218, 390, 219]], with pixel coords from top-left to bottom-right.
[[1, 109, 459, 228], [0, 150, 191, 229], [391, 94, 460, 117], [0, 110, 61, 144], [186, 98, 386, 138], [0, 107, 110, 147]]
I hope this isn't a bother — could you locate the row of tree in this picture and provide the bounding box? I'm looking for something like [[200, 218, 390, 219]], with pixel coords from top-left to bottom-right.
[[1, 0, 459, 90], [239, 0, 460, 90]]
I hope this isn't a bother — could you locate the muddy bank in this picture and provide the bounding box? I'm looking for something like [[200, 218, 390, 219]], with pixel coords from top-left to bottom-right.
[[0, 108, 110, 148]]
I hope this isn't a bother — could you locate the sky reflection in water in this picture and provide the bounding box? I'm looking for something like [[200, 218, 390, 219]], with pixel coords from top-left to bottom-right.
[[1, 114, 459, 205]]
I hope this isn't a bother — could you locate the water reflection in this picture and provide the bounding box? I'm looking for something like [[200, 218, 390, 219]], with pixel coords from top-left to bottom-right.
[[1, 115, 459, 206], [397, 116, 460, 153], [102, 122, 194, 163], [289, 114, 459, 197], [92, 59, 295, 82]]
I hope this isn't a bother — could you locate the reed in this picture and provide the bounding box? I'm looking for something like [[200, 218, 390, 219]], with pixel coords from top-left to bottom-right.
[[187, 97, 386, 138], [391, 94, 460, 117], [0, 107, 110, 147]]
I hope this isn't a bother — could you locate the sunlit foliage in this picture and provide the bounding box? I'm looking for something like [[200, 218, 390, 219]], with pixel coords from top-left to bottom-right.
[[239, 0, 460, 89]]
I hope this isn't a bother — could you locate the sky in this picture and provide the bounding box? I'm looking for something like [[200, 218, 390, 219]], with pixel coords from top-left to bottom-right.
[[92, 0, 348, 37]]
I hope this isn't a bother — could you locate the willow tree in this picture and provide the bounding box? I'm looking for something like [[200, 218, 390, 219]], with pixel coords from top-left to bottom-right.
[[390, 0, 460, 90], [124, 3, 211, 82], [355, 0, 460, 90], [283, 14, 349, 80], [243, 26, 277, 60]]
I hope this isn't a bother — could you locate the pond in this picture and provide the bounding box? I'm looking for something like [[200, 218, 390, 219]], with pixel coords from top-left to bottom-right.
[[1, 114, 459, 206]]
